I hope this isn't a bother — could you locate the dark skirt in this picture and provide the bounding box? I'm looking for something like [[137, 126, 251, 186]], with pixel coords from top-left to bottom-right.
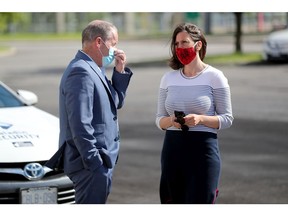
[[160, 130, 221, 204]]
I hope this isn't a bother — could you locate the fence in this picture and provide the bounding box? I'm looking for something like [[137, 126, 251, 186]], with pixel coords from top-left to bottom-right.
[[1, 12, 287, 36]]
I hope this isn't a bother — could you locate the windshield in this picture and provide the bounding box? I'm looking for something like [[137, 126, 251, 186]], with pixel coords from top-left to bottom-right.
[[0, 84, 24, 108]]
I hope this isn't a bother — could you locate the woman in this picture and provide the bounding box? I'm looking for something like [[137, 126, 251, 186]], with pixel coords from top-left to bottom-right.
[[155, 23, 234, 204]]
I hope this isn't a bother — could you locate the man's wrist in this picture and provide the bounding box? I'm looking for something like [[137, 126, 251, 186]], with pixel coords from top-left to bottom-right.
[[115, 67, 126, 74]]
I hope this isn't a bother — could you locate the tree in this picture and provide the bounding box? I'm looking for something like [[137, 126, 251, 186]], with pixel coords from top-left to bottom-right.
[[0, 13, 29, 34], [234, 12, 243, 53]]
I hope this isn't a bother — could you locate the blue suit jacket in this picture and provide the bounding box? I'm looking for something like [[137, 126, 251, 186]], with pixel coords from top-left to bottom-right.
[[46, 50, 132, 175]]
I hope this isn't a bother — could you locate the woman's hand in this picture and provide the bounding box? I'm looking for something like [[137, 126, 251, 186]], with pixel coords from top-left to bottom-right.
[[184, 114, 201, 127], [184, 114, 220, 129]]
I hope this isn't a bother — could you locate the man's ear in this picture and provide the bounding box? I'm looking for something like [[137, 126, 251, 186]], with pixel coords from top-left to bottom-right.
[[95, 37, 102, 47]]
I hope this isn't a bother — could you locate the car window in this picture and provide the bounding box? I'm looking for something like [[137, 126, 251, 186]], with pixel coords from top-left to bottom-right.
[[0, 85, 23, 107]]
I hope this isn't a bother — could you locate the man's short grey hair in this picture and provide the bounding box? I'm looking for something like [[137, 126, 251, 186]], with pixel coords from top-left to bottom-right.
[[82, 20, 117, 46]]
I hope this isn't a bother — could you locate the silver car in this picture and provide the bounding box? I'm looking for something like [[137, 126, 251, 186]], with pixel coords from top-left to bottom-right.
[[0, 81, 75, 204], [263, 28, 288, 62]]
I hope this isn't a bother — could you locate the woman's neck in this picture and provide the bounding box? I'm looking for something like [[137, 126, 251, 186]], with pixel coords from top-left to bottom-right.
[[183, 61, 207, 77]]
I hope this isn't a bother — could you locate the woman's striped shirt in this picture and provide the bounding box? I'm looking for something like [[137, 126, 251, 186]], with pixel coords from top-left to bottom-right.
[[155, 65, 233, 134]]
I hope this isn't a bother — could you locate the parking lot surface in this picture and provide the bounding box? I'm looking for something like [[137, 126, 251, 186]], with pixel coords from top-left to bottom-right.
[[0, 38, 287, 204]]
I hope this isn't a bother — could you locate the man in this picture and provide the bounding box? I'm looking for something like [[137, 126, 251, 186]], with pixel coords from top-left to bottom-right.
[[46, 20, 133, 204]]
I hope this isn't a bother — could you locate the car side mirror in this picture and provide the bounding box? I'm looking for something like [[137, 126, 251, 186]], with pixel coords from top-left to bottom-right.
[[17, 89, 38, 105]]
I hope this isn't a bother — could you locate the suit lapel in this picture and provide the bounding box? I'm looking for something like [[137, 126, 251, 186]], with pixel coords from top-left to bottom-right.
[[75, 51, 116, 108]]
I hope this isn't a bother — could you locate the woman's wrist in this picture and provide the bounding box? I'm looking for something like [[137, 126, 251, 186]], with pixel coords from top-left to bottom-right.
[[169, 116, 173, 127]]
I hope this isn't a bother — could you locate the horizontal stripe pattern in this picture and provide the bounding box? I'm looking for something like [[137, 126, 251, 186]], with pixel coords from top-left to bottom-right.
[[156, 66, 233, 133]]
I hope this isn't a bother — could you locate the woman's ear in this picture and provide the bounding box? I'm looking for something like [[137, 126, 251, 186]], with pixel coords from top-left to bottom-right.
[[196, 41, 202, 51]]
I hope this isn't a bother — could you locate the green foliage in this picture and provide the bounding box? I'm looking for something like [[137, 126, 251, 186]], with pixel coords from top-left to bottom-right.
[[205, 52, 263, 65], [0, 33, 81, 41], [0, 13, 30, 34]]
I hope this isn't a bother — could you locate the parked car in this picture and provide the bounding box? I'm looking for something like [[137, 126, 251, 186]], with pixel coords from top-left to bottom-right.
[[262, 28, 288, 62], [0, 81, 75, 204]]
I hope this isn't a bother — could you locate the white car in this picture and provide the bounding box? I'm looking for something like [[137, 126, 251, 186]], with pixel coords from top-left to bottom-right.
[[0, 81, 75, 204], [262, 28, 288, 62]]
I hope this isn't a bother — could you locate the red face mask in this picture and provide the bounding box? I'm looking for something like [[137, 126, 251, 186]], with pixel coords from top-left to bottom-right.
[[175, 44, 197, 65]]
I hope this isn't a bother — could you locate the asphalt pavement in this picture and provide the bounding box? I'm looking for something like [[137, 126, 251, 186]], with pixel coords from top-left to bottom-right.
[[0, 36, 287, 205], [107, 62, 288, 204]]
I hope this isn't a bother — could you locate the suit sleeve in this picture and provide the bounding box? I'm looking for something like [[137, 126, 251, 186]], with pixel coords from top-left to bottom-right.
[[111, 67, 133, 109]]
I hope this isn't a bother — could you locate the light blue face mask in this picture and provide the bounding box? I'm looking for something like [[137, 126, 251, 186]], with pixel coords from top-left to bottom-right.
[[99, 38, 115, 67], [102, 47, 115, 67]]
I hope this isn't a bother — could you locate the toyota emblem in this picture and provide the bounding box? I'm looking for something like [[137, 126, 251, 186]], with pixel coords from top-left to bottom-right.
[[23, 163, 45, 180]]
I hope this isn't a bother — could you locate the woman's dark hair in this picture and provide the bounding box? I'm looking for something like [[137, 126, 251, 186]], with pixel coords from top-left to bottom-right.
[[168, 23, 207, 70]]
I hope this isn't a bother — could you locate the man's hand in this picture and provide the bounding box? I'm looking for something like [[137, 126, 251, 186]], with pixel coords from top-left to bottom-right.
[[114, 49, 126, 73]]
